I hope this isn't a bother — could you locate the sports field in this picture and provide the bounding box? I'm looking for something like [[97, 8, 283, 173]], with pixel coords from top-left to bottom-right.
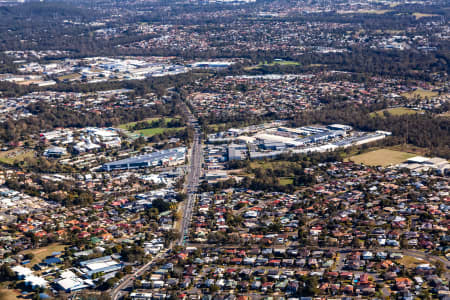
[[0, 149, 35, 165], [118, 117, 173, 130], [21, 243, 66, 267], [348, 149, 415, 167], [134, 127, 184, 137], [401, 88, 439, 99], [397, 255, 425, 269], [245, 60, 300, 70], [118, 117, 184, 137], [279, 177, 294, 186]]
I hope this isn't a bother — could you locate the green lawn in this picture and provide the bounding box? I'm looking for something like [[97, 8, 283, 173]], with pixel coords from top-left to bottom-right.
[[397, 255, 425, 268], [401, 88, 439, 99], [245, 60, 300, 70], [0, 149, 35, 165], [370, 107, 423, 117], [279, 177, 294, 186], [265, 60, 300, 66], [22, 243, 66, 267], [208, 123, 228, 131], [118, 117, 185, 137], [57, 73, 81, 81], [348, 149, 415, 167], [134, 127, 185, 137], [118, 117, 173, 130], [249, 160, 291, 170]]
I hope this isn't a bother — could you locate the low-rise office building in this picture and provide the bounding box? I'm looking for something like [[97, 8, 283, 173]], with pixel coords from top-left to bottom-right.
[[101, 147, 186, 171]]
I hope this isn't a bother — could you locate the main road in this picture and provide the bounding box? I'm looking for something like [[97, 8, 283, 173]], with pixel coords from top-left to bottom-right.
[[178, 106, 203, 245], [111, 250, 169, 300], [110, 104, 203, 299]]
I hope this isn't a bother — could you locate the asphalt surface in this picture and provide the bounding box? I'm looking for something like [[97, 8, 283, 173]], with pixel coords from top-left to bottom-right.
[[111, 250, 168, 300], [110, 104, 203, 299], [178, 110, 202, 245]]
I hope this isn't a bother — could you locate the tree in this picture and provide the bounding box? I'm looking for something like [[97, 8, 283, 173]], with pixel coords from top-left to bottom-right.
[[0, 264, 15, 281], [24, 253, 35, 260], [435, 261, 445, 276], [298, 276, 319, 296], [123, 265, 133, 274], [209, 284, 220, 293], [175, 193, 187, 202], [352, 238, 363, 249], [99, 277, 119, 290], [152, 198, 171, 212]]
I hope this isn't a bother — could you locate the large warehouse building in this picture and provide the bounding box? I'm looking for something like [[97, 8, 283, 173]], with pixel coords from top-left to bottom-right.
[[79, 255, 124, 278], [101, 147, 186, 171]]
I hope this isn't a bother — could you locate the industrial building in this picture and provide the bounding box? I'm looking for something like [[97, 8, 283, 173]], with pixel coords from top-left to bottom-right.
[[79, 255, 124, 278], [249, 150, 283, 160], [397, 156, 450, 174], [228, 144, 247, 161], [298, 130, 346, 144], [254, 133, 304, 147], [327, 124, 353, 131], [101, 147, 186, 171], [12, 265, 33, 279], [56, 270, 94, 292], [44, 146, 67, 158], [189, 61, 234, 68], [205, 124, 391, 164], [11, 266, 47, 289], [333, 133, 387, 148], [24, 275, 48, 289], [205, 171, 228, 181]]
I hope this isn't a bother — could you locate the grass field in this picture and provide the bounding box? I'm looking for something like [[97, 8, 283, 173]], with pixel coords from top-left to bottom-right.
[[401, 88, 439, 99], [57, 73, 81, 81], [338, 9, 392, 14], [118, 117, 173, 130], [348, 149, 415, 167], [245, 60, 300, 70], [22, 243, 66, 267], [118, 117, 185, 137], [397, 255, 424, 268], [0, 149, 35, 165], [264, 60, 300, 66], [249, 160, 293, 170], [370, 107, 423, 117], [208, 123, 228, 131], [133, 127, 184, 137], [279, 177, 294, 186]]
